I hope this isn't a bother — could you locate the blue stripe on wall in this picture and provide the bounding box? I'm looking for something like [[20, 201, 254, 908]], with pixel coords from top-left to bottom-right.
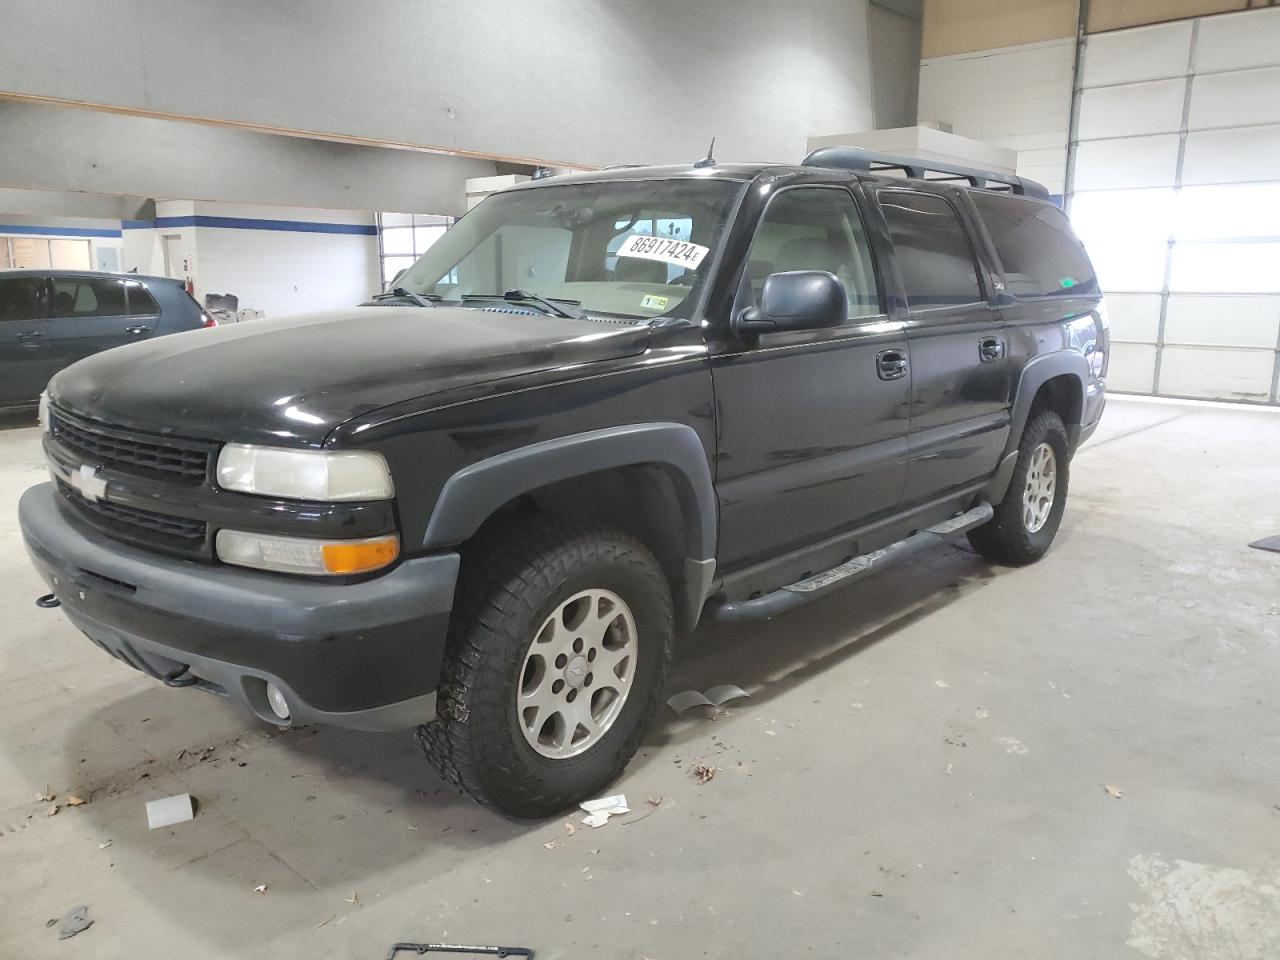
[[144, 215, 378, 236], [0, 223, 122, 238]]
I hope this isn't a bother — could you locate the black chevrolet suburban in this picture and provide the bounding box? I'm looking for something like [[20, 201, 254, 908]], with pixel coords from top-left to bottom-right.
[[19, 149, 1106, 817]]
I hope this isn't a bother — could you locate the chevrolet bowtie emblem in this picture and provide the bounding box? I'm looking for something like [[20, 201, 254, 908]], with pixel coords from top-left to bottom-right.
[[69, 464, 109, 503]]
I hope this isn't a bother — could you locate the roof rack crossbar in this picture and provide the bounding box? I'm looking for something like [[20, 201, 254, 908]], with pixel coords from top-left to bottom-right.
[[801, 147, 1050, 201]]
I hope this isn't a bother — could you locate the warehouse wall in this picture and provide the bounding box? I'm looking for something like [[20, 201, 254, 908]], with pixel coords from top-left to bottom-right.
[[191, 203, 380, 319], [1070, 6, 1280, 404], [918, 39, 1075, 193], [869, 1, 923, 128], [0, 0, 876, 168]]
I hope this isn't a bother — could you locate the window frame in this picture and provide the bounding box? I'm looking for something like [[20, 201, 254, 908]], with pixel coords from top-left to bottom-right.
[[50, 274, 131, 320], [733, 182, 888, 336], [874, 187, 989, 317], [125, 281, 161, 317]]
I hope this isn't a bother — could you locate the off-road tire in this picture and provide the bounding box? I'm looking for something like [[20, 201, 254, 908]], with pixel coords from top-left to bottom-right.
[[967, 409, 1070, 565], [417, 516, 673, 818]]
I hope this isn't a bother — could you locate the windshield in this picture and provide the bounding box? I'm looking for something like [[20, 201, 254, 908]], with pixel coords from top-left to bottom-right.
[[392, 178, 743, 320]]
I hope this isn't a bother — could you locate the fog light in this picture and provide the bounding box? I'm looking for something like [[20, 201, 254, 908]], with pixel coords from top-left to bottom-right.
[[265, 682, 290, 720]]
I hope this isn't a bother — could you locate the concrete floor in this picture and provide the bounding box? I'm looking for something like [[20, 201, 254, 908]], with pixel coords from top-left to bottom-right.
[[1, 396, 1278, 959]]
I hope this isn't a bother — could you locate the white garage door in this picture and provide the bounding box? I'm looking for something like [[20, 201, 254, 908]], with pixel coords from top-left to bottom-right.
[[1067, 7, 1280, 405]]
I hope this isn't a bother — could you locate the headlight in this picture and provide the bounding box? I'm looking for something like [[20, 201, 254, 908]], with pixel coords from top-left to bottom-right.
[[215, 444, 393, 501], [216, 529, 399, 576], [38, 391, 51, 433]]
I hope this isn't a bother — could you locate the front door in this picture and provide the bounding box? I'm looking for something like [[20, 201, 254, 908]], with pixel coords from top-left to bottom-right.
[[710, 184, 911, 583], [875, 188, 1011, 506], [0, 273, 53, 406]]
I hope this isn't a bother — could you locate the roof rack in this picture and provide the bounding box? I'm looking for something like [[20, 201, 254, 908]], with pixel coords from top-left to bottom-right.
[[802, 147, 1050, 201]]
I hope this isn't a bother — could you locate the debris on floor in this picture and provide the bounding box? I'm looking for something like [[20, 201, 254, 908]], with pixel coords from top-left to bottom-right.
[[35, 787, 53, 803], [66, 794, 87, 807], [45, 804, 58, 817], [692, 761, 717, 784], [146, 793, 195, 830], [1105, 784, 1124, 799], [934, 680, 951, 688], [580, 794, 629, 827], [666, 684, 750, 714], [51, 905, 93, 940], [253, 884, 268, 894], [386, 942, 534, 958], [1249, 535, 1280, 554]]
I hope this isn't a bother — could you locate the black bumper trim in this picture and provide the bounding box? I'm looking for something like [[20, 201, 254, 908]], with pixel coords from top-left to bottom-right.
[[20, 482, 458, 729]]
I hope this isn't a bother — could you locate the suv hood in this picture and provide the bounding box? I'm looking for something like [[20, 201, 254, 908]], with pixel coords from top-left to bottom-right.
[[50, 305, 652, 445]]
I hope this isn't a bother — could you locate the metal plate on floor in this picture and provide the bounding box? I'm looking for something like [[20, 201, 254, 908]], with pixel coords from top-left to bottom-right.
[[1249, 535, 1280, 554]]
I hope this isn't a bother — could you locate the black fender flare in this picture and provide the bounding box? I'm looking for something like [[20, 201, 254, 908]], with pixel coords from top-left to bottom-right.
[[984, 351, 1089, 503], [423, 423, 718, 630]]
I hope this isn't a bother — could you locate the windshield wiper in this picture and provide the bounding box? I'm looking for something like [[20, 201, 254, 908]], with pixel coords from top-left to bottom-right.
[[369, 287, 438, 308], [459, 291, 586, 320]]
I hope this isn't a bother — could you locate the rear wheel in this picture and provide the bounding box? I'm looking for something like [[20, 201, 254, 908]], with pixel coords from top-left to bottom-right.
[[968, 409, 1070, 565], [417, 516, 672, 817]]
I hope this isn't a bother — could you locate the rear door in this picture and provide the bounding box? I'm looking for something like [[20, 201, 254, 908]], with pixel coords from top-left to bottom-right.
[[875, 188, 1012, 506], [0, 273, 53, 405], [44, 274, 158, 375]]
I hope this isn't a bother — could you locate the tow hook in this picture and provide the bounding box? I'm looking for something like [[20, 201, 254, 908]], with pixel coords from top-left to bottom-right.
[[35, 593, 61, 609], [162, 666, 199, 688]]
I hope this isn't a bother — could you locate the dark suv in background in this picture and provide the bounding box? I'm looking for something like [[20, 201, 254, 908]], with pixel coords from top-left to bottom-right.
[[0, 269, 212, 409], [20, 148, 1106, 817]]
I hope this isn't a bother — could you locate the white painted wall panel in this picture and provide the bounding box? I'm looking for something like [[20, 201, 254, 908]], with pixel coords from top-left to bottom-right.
[[1182, 126, 1280, 184], [1077, 79, 1186, 139], [189, 202, 379, 319], [1195, 7, 1280, 74], [918, 38, 1074, 194], [1158, 346, 1275, 401], [1104, 293, 1163, 344], [1081, 21, 1191, 87], [1072, 136, 1180, 189], [1188, 67, 1280, 130], [1107, 343, 1158, 393], [1164, 295, 1280, 349]]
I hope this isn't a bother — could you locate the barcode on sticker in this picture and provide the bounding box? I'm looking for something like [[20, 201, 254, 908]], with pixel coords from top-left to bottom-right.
[[616, 234, 708, 270]]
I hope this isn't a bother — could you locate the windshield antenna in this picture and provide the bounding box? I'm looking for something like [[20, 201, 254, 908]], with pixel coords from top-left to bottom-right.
[[693, 137, 716, 169]]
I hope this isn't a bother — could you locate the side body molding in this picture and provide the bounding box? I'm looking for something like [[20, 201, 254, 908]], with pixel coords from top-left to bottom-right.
[[422, 423, 719, 628]]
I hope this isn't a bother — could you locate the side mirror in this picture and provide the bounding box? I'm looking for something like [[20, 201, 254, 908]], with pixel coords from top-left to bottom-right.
[[732, 270, 847, 337]]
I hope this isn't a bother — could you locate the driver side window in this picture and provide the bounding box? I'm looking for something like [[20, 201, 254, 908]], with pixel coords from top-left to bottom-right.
[[746, 187, 881, 318]]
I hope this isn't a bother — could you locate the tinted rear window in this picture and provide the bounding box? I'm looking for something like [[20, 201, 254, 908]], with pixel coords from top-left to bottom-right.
[[126, 282, 161, 316], [52, 276, 129, 317], [878, 191, 983, 310], [971, 192, 1099, 299]]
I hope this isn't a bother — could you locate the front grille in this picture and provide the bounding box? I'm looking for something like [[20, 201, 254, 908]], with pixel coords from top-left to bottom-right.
[[56, 479, 208, 557], [51, 409, 211, 483]]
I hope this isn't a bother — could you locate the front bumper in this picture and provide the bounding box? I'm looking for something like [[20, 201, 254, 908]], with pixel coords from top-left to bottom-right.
[[20, 482, 459, 731]]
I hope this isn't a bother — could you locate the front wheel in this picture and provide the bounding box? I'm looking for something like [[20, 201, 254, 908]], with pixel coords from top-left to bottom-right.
[[417, 517, 672, 817], [967, 409, 1070, 565]]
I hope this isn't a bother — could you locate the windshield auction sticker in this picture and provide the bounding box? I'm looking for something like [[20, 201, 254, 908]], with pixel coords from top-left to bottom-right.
[[616, 234, 709, 270]]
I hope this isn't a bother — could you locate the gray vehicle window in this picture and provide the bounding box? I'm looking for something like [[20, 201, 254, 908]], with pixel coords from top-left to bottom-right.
[[746, 187, 881, 317], [879, 191, 984, 310], [0, 275, 48, 322], [51, 276, 129, 318], [970, 192, 1099, 299], [125, 283, 161, 316]]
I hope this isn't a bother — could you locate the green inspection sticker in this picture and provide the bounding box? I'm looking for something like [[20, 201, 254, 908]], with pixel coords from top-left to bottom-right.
[[640, 294, 669, 311], [1059, 277, 1077, 288]]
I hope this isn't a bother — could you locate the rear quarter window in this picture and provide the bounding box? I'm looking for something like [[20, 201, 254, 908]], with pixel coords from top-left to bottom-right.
[[971, 192, 1099, 299], [126, 282, 161, 316]]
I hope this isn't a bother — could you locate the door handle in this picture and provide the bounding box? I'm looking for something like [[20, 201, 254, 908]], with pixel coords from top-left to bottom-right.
[[877, 348, 908, 381], [979, 336, 1005, 362], [15, 331, 44, 348], [125, 325, 149, 336]]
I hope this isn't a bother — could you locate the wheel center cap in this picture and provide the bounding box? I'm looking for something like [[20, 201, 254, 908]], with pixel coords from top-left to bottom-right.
[[564, 655, 588, 688]]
